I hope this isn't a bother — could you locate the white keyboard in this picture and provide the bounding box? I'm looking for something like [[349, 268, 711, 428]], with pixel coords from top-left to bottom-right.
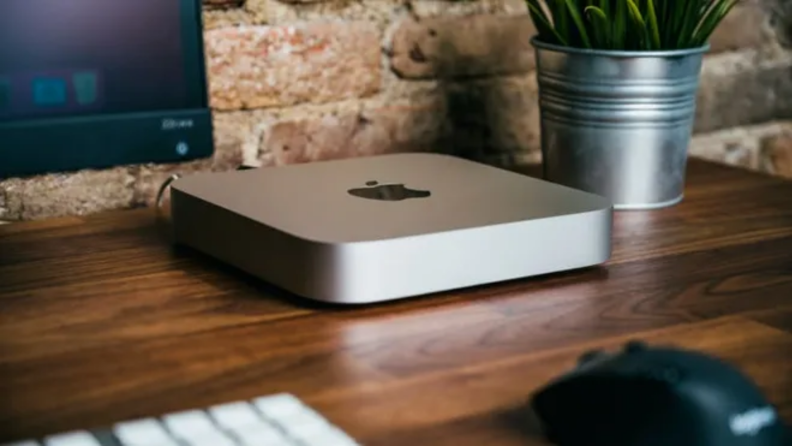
[[3, 393, 360, 446]]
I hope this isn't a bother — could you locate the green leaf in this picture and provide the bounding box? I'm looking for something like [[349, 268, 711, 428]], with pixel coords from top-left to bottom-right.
[[659, 0, 671, 47], [699, 0, 717, 16], [625, 0, 649, 49], [584, 5, 608, 21], [677, 0, 703, 48], [585, 5, 607, 47], [598, 0, 611, 48], [551, 0, 569, 43], [645, 0, 661, 49], [692, 0, 739, 46], [669, 0, 688, 46], [565, 0, 593, 48], [523, 0, 735, 51], [600, 0, 610, 18], [526, 0, 569, 46], [625, 0, 645, 27], [613, 0, 627, 49]]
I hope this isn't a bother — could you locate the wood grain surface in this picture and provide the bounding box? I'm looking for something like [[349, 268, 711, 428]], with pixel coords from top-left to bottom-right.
[[0, 159, 791, 445]]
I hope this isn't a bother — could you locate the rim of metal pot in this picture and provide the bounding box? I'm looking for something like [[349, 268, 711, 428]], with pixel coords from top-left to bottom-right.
[[530, 36, 710, 58]]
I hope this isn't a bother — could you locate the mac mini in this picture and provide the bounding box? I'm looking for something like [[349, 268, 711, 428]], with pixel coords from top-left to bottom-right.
[[170, 153, 613, 304]]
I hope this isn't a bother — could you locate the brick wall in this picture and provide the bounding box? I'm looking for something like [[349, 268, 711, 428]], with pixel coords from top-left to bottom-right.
[[1, 0, 791, 221]]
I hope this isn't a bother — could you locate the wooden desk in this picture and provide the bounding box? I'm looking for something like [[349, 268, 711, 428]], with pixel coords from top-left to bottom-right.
[[1, 159, 791, 445]]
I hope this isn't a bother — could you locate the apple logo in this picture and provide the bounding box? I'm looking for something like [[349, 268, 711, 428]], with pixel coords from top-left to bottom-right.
[[347, 181, 431, 201]]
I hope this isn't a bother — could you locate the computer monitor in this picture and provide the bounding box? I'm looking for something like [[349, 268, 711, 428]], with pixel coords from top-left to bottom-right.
[[0, 0, 214, 179]]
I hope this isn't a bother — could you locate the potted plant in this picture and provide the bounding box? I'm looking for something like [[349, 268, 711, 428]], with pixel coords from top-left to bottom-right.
[[527, 0, 737, 209]]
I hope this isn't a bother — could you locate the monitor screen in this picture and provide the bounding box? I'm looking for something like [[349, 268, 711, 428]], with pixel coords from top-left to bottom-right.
[[0, 0, 213, 178]]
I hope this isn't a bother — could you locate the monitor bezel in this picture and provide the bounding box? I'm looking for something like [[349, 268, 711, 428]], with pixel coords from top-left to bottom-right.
[[0, 0, 215, 179], [178, 0, 212, 112]]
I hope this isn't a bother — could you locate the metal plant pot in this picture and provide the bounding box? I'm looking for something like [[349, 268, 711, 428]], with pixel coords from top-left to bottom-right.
[[532, 38, 709, 210]]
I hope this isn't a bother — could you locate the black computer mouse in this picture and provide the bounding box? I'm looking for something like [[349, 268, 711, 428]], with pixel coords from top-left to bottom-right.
[[529, 341, 790, 446]]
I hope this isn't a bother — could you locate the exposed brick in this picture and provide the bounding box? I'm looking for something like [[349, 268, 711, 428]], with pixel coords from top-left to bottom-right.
[[708, 1, 771, 53], [261, 75, 540, 165], [262, 103, 447, 165], [695, 50, 792, 133], [409, 0, 528, 18], [202, 9, 255, 30], [203, 0, 245, 9], [132, 112, 256, 207], [689, 121, 792, 174], [250, 0, 398, 27], [243, 0, 268, 23], [0, 168, 135, 221], [769, 0, 792, 47], [389, 16, 537, 79], [244, 0, 526, 28], [271, 0, 338, 3], [205, 23, 381, 111], [0, 188, 7, 220], [691, 140, 758, 170], [442, 75, 540, 157], [760, 132, 792, 178]]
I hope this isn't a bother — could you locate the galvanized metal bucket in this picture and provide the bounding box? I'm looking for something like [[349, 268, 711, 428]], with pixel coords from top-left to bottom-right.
[[532, 38, 709, 210]]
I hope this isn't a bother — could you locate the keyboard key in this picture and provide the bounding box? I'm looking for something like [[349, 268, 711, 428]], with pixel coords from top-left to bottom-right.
[[89, 429, 123, 446], [285, 423, 345, 445], [161, 410, 217, 441], [277, 408, 330, 433], [113, 418, 178, 446], [207, 401, 263, 430], [231, 424, 291, 446], [306, 428, 360, 446], [178, 430, 236, 446], [252, 394, 305, 419], [44, 432, 101, 446], [23, 393, 360, 446]]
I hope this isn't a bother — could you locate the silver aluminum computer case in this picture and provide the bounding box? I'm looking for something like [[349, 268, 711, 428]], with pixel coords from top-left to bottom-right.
[[170, 153, 613, 304]]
